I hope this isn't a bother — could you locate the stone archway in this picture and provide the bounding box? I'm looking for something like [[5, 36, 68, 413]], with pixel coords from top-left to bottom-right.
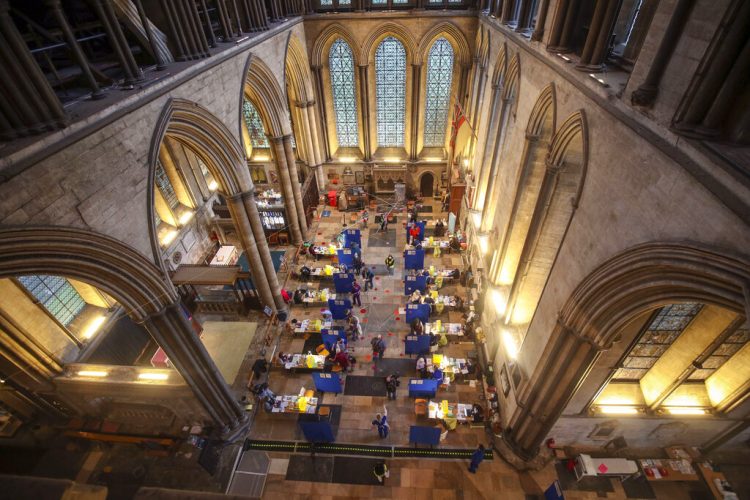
[[420, 172, 435, 197], [501, 242, 750, 462], [0, 226, 247, 438]]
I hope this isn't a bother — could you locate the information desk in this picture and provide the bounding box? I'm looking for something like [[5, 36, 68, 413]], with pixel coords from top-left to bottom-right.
[[312, 372, 342, 394], [695, 462, 738, 500], [405, 335, 431, 355], [639, 458, 699, 482], [423, 239, 451, 253], [294, 319, 332, 334], [426, 355, 470, 380], [311, 245, 338, 258], [303, 267, 336, 279], [574, 454, 638, 480], [409, 425, 441, 446], [298, 288, 330, 305], [282, 353, 326, 371], [425, 322, 464, 336], [409, 378, 439, 398], [270, 393, 318, 414], [428, 401, 473, 422]]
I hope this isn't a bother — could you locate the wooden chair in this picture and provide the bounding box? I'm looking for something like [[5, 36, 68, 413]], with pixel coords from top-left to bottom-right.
[[414, 399, 428, 417], [318, 406, 331, 422]]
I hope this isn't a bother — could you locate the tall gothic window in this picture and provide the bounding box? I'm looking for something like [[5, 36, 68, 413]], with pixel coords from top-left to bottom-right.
[[155, 161, 179, 210], [375, 36, 407, 147], [18, 275, 86, 327], [329, 38, 359, 148], [242, 100, 270, 148], [423, 37, 454, 147]]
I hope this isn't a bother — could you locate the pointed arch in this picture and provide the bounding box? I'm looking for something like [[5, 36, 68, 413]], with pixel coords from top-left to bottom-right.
[[491, 43, 508, 87], [490, 84, 557, 288], [286, 34, 315, 104], [479, 27, 490, 69], [361, 22, 418, 63], [504, 109, 587, 327], [0, 227, 176, 321], [310, 23, 360, 67], [416, 22, 471, 66], [242, 55, 291, 137], [503, 52, 520, 101]]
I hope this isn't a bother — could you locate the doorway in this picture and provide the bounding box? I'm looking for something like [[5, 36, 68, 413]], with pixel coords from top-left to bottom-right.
[[420, 173, 434, 197]]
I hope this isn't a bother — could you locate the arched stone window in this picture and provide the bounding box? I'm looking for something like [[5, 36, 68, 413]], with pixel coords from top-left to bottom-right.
[[18, 275, 86, 327], [242, 100, 270, 149], [375, 36, 407, 147], [423, 37, 454, 147], [329, 38, 359, 148]]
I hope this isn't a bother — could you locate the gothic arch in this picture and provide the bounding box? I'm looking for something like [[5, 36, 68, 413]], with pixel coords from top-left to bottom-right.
[[503, 52, 520, 103], [242, 55, 292, 137], [526, 83, 556, 137], [361, 22, 418, 64], [0, 226, 176, 322], [479, 27, 490, 69], [311, 23, 360, 67], [507, 241, 750, 459], [491, 43, 508, 87], [286, 34, 314, 104], [416, 22, 471, 66]]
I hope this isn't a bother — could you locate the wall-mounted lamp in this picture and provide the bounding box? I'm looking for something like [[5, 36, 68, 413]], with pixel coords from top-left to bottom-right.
[[207, 178, 218, 192], [478, 232, 489, 254], [81, 315, 107, 340], [77, 370, 108, 378], [138, 372, 170, 381], [384, 157, 401, 163], [253, 155, 271, 162], [598, 405, 640, 415], [174, 203, 194, 226], [662, 407, 710, 416], [469, 209, 481, 229], [338, 157, 357, 163], [157, 221, 179, 247]]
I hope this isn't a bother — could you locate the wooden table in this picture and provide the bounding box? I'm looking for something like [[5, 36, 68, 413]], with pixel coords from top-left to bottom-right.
[[696, 462, 737, 500], [639, 458, 699, 482]]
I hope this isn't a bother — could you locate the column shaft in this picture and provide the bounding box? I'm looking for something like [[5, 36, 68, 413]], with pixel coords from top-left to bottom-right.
[[160, 0, 188, 60], [410, 63, 422, 160], [312, 66, 331, 161], [358, 65, 371, 161], [270, 137, 303, 244], [133, 0, 167, 68], [92, 0, 137, 83], [531, 0, 551, 41], [283, 135, 309, 236], [473, 85, 502, 210]]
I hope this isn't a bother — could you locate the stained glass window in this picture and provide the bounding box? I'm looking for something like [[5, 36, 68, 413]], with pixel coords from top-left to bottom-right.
[[18, 275, 86, 327], [155, 161, 179, 210], [613, 303, 703, 380], [375, 36, 407, 147], [242, 100, 270, 149], [423, 37, 454, 147], [329, 38, 359, 148]]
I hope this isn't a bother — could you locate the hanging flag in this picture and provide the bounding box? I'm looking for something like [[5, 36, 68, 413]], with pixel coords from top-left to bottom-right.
[[449, 103, 472, 159]]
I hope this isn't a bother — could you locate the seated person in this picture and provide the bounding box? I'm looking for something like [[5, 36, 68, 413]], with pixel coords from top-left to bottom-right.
[[438, 331, 448, 347], [429, 332, 439, 346], [416, 356, 427, 378], [410, 318, 424, 335], [277, 352, 292, 363], [449, 236, 460, 252], [409, 290, 422, 304], [299, 265, 311, 279], [450, 268, 461, 279], [308, 245, 318, 260], [471, 403, 485, 423], [293, 288, 306, 304], [281, 288, 292, 304]]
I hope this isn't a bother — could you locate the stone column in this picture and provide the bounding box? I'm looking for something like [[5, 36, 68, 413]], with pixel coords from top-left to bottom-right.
[[133, 0, 167, 68], [576, 0, 622, 71], [142, 303, 248, 440], [45, 0, 104, 98], [492, 0, 503, 18], [0, 0, 67, 139], [283, 134, 309, 236], [226, 194, 276, 309], [410, 63, 422, 160], [531, 0, 551, 41], [546, 0, 576, 52], [503, 323, 602, 459], [92, 0, 142, 83], [301, 102, 326, 191], [358, 64, 372, 161], [631, 0, 695, 106], [311, 66, 331, 161], [240, 191, 287, 313], [479, 97, 512, 232], [269, 136, 303, 244]]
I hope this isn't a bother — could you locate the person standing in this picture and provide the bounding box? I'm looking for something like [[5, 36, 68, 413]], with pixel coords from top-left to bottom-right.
[[468, 444, 486, 473], [371, 334, 386, 361], [408, 224, 421, 245], [373, 462, 389, 484], [362, 210, 369, 228], [353, 253, 363, 275], [385, 373, 400, 400], [385, 254, 395, 275], [351, 280, 362, 306], [371, 406, 389, 438], [364, 267, 375, 291]]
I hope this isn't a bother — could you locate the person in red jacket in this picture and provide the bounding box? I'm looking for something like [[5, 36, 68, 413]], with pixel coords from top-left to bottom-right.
[[334, 350, 351, 372], [409, 224, 421, 244]]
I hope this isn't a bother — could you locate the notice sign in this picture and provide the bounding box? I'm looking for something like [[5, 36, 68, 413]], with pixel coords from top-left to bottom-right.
[[598, 463, 609, 474]]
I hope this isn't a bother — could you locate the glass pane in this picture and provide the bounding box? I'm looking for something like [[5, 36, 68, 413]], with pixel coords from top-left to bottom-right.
[[329, 39, 359, 148], [242, 100, 270, 149], [375, 36, 407, 147], [320, 0, 332, 4], [155, 161, 179, 210], [423, 38, 454, 147], [18, 275, 86, 327]]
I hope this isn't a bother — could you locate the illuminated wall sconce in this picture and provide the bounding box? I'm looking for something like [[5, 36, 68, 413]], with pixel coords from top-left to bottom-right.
[[174, 203, 194, 226], [384, 157, 402, 163], [597, 405, 642, 415], [489, 287, 507, 316], [339, 157, 357, 163], [469, 209, 481, 229], [253, 155, 271, 162], [502, 329, 519, 359], [478, 233, 489, 254], [207, 176, 218, 192], [424, 157, 443, 163], [138, 372, 170, 381], [82, 315, 107, 340], [157, 221, 179, 247], [556, 53, 572, 63], [588, 73, 609, 88], [77, 370, 108, 378], [661, 407, 710, 416], [463, 158, 470, 168]]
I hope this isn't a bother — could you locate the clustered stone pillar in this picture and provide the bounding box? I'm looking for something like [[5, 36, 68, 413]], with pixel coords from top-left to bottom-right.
[[143, 303, 248, 439], [133, 0, 168, 69], [92, 0, 143, 84], [479, 96, 512, 232], [358, 64, 372, 161], [472, 83, 503, 210], [410, 63, 422, 161], [311, 66, 332, 161], [297, 101, 326, 191], [503, 324, 602, 459], [0, 0, 68, 139], [631, 0, 695, 106], [531, 0, 551, 41], [158, 0, 210, 61], [575, 0, 623, 71], [269, 136, 304, 244], [283, 134, 309, 235]]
